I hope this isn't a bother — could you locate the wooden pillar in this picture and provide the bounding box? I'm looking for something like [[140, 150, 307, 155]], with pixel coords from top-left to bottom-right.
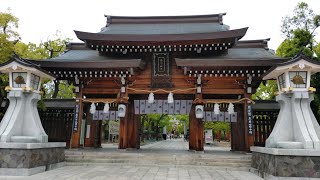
[[244, 93, 254, 152], [189, 104, 204, 151], [231, 104, 242, 151], [94, 120, 102, 148], [84, 109, 95, 147], [119, 101, 140, 149], [118, 104, 127, 149], [70, 90, 83, 148], [127, 102, 140, 149]]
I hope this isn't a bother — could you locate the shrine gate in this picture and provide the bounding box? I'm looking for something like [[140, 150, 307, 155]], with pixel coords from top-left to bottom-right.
[[30, 14, 287, 151]]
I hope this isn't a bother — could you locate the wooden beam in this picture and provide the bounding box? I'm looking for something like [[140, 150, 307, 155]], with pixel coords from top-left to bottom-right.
[[82, 88, 120, 94], [202, 88, 244, 94]]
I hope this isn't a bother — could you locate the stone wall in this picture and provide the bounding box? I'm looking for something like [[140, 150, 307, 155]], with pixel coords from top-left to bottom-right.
[[0, 147, 65, 168], [252, 152, 320, 178]]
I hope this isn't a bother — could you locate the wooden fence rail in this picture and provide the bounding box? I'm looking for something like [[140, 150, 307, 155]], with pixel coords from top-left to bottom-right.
[[252, 110, 278, 146]]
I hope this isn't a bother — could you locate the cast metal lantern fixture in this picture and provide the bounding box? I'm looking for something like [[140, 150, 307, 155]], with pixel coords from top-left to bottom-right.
[[118, 104, 126, 117], [0, 55, 55, 143], [195, 105, 204, 119]]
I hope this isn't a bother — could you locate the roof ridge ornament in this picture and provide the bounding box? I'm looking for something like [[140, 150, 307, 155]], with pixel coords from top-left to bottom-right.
[[298, 63, 305, 69]]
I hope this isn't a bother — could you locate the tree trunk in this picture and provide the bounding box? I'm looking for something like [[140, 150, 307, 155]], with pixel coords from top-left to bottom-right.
[[52, 80, 60, 98]]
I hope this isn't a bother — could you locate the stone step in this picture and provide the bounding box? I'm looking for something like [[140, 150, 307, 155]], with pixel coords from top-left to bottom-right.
[[65, 156, 251, 163], [65, 162, 251, 171], [65, 157, 251, 168], [65, 152, 251, 159]]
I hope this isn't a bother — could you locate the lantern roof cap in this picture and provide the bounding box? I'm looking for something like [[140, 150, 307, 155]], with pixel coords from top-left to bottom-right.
[[0, 54, 56, 79], [262, 53, 320, 80]]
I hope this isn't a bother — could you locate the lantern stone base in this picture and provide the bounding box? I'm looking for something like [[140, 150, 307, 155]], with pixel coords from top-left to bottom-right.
[[250, 146, 320, 178], [0, 142, 65, 176]]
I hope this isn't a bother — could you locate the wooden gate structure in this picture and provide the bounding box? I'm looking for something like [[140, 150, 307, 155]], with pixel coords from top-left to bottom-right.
[[26, 14, 287, 151]]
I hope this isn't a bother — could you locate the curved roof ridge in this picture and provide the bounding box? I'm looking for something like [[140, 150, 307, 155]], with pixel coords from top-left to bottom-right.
[[104, 13, 226, 25]]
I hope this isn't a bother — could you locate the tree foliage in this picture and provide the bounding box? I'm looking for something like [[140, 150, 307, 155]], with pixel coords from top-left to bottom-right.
[[252, 81, 278, 100], [0, 10, 73, 104], [141, 114, 189, 140], [281, 2, 320, 38], [204, 122, 230, 134], [254, 2, 320, 101], [0, 10, 19, 63], [277, 2, 319, 57], [276, 2, 320, 123]]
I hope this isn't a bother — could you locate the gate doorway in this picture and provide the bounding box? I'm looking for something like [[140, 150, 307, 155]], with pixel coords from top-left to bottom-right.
[[80, 96, 245, 153]]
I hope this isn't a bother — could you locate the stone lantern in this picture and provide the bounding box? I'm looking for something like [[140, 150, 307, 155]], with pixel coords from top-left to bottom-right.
[[262, 54, 320, 149], [251, 54, 320, 178], [0, 56, 65, 176], [0, 55, 54, 143]]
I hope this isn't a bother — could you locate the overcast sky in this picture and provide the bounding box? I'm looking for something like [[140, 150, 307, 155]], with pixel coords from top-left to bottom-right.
[[1, 0, 320, 51]]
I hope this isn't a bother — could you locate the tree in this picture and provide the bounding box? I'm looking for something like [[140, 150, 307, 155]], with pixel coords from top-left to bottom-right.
[[0, 10, 19, 108], [0, 10, 73, 102], [281, 2, 320, 39], [276, 2, 320, 123], [0, 9, 19, 62], [276, 29, 314, 57], [254, 2, 320, 101]]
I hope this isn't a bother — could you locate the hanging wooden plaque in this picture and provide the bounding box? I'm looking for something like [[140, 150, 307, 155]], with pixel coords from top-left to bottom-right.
[[151, 53, 172, 88]]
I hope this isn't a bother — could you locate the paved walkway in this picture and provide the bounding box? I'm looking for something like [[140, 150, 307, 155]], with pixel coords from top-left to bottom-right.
[[1, 139, 264, 180], [2, 165, 262, 180], [141, 138, 232, 152]]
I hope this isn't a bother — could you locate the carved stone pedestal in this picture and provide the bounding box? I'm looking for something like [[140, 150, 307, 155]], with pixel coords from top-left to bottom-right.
[[251, 146, 320, 178], [0, 142, 65, 176]]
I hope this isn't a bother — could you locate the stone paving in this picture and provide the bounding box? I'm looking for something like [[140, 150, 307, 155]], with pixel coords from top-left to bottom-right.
[[1, 165, 262, 180], [0, 139, 264, 180]]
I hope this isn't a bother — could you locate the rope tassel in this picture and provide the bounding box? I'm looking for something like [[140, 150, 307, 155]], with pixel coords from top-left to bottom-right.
[[90, 103, 96, 114], [228, 103, 235, 114], [167, 92, 174, 104], [214, 103, 220, 115], [103, 103, 110, 113], [148, 92, 154, 104]]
